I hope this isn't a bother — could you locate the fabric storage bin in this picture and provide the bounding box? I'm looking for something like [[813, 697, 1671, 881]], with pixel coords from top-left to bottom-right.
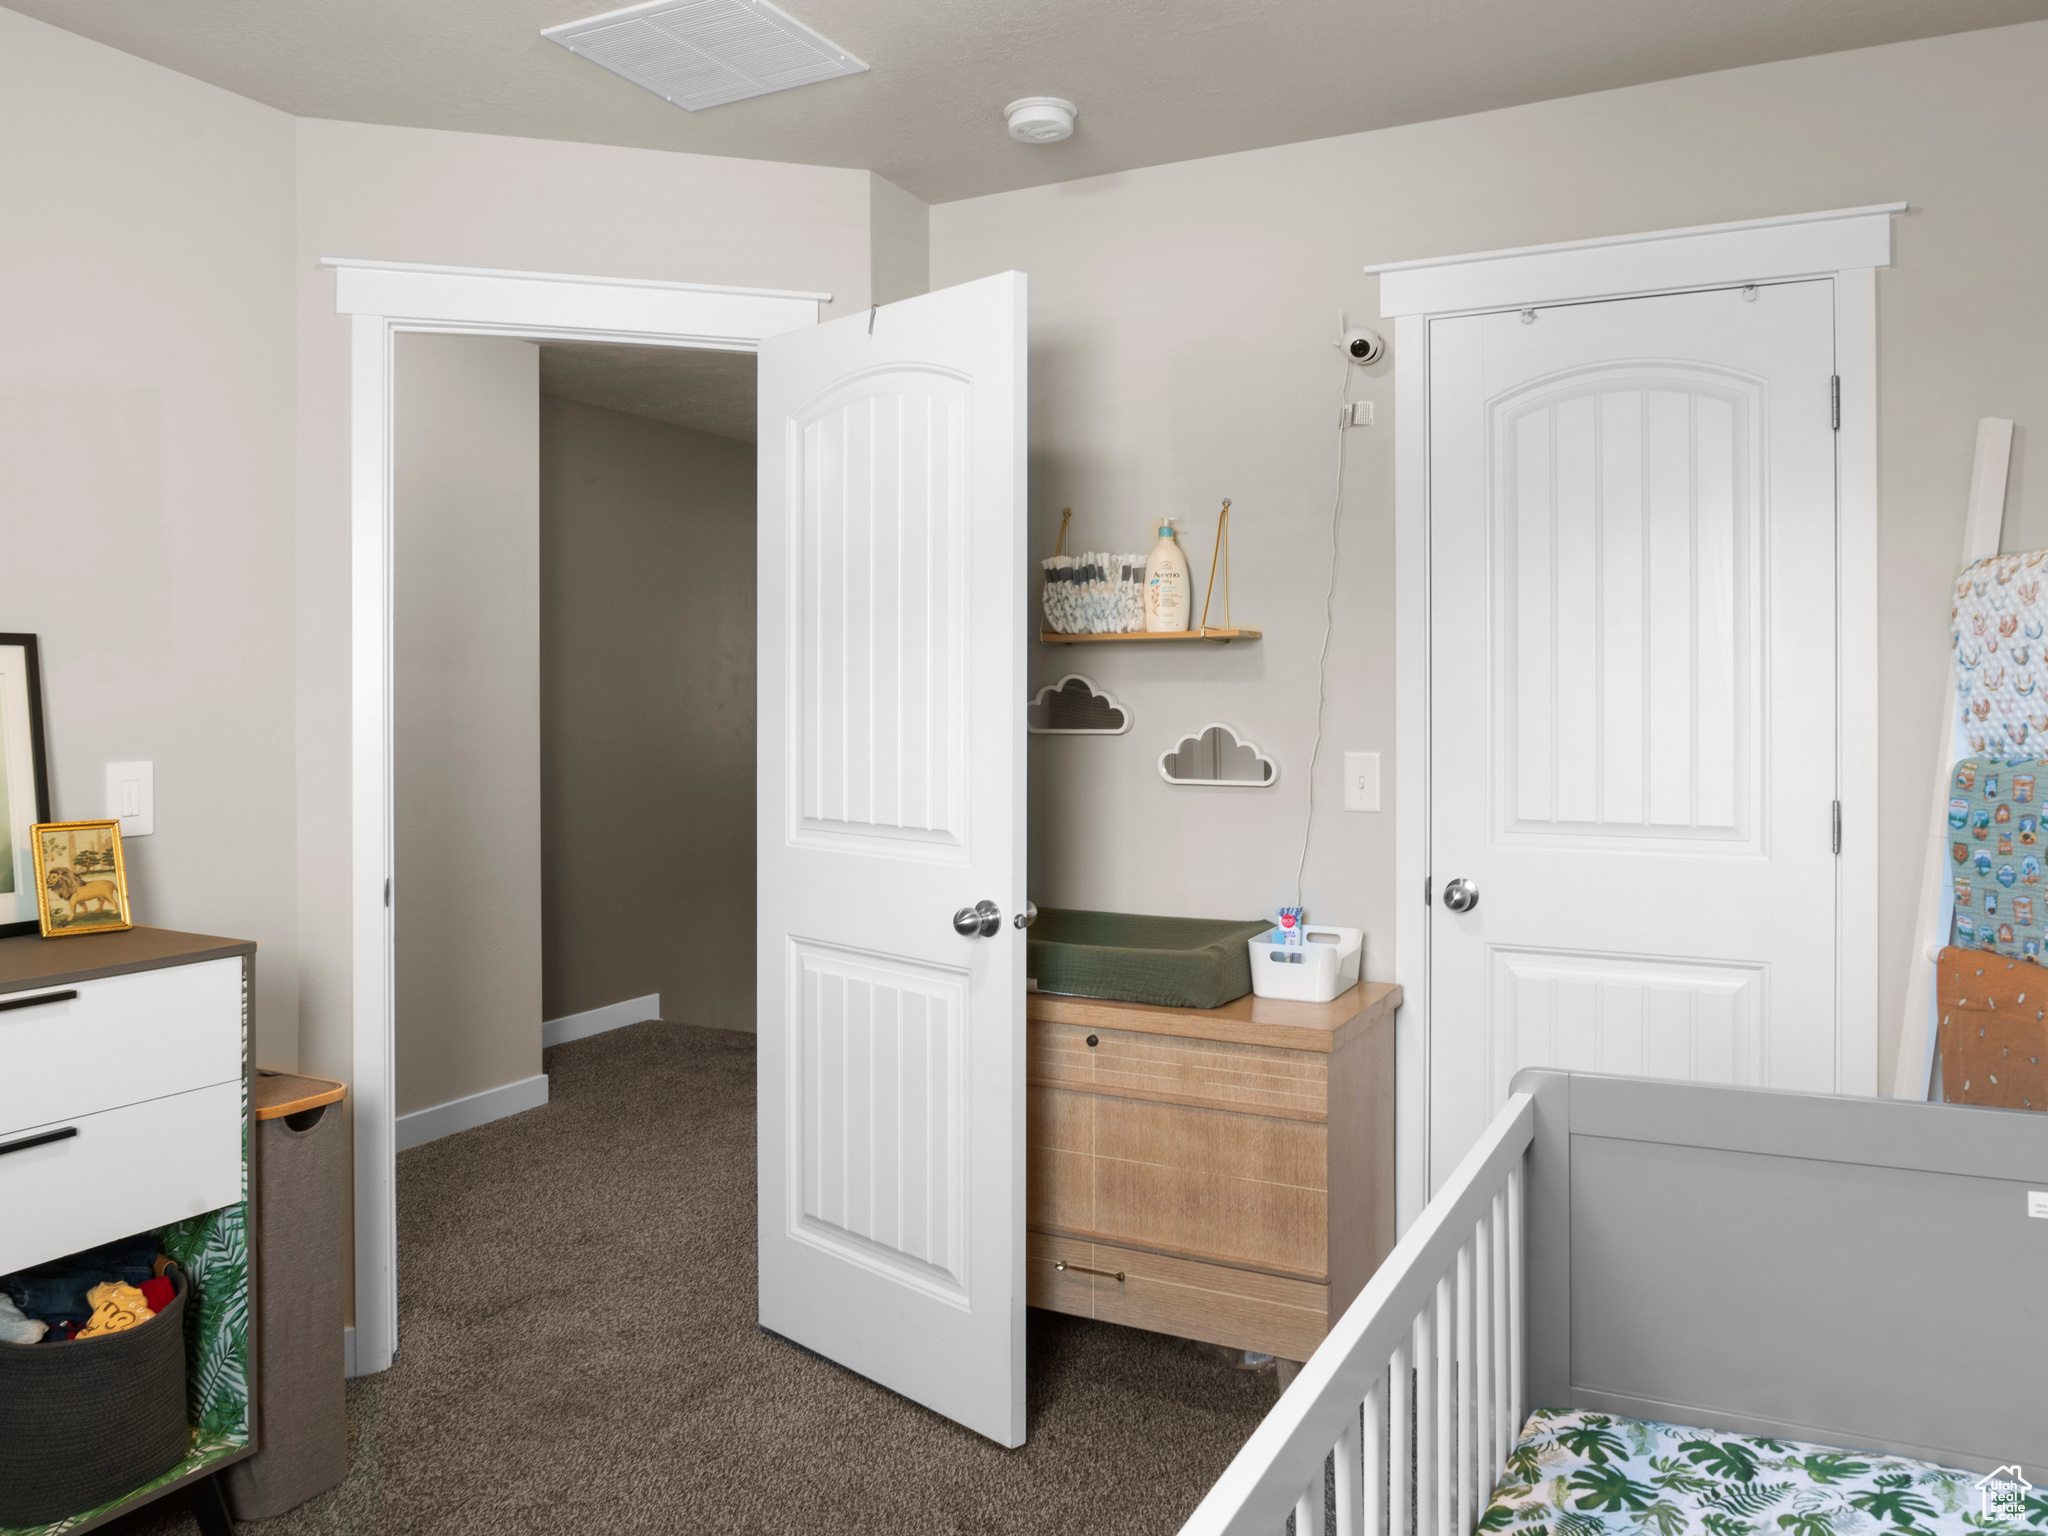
[[1947, 754, 2048, 959], [1248, 925, 1363, 1003], [0, 1264, 190, 1526], [1026, 908, 1273, 1009]]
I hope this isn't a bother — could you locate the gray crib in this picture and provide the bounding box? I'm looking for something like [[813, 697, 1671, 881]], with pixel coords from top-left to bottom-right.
[[1179, 1069, 2048, 1535]]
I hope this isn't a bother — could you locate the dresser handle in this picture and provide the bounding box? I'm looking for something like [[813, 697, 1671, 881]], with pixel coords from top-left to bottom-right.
[[0, 989, 78, 1015], [0, 1126, 78, 1157], [1055, 1260, 1125, 1282]]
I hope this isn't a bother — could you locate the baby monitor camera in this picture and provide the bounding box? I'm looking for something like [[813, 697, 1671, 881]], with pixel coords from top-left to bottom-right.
[[1340, 326, 1385, 366]]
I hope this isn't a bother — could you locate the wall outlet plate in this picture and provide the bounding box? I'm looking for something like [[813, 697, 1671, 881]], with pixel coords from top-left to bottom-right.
[[106, 761, 153, 838], [1344, 751, 1380, 812]]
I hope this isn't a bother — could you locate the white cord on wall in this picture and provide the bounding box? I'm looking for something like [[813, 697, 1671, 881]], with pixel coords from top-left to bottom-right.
[[1295, 318, 1359, 911]]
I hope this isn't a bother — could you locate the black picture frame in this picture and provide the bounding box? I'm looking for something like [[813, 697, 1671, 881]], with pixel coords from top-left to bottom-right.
[[1, 633, 53, 939]]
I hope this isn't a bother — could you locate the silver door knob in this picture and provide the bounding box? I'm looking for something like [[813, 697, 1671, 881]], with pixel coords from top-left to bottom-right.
[[1442, 878, 1479, 913], [953, 900, 1003, 938], [1014, 901, 1038, 930]]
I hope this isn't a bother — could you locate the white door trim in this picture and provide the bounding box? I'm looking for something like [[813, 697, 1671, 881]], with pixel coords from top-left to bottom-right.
[[1371, 206, 1895, 1229], [323, 256, 824, 1376]]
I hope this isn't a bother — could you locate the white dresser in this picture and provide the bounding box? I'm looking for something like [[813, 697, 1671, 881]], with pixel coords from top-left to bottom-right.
[[0, 928, 252, 1277]]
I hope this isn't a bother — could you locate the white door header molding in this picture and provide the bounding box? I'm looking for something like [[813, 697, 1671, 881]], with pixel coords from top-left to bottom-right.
[[1364, 202, 1904, 317], [321, 257, 828, 344]]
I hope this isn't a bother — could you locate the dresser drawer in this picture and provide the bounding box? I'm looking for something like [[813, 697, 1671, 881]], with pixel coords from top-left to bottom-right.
[[1028, 1085, 1329, 1277], [0, 958, 242, 1136], [1028, 1020, 1328, 1120], [1027, 1230, 1329, 1363], [0, 1079, 243, 1274]]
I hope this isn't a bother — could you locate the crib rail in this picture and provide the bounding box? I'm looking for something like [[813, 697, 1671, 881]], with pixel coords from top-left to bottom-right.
[[1178, 1092, 1535, 1536]]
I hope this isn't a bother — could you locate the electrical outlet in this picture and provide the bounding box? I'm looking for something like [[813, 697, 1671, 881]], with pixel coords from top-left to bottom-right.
[[1344, 752, 1380, 812]]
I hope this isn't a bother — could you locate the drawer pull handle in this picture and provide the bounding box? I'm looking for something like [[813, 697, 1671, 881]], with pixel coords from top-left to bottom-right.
[[0, 989, 78, 1015], [0, 1126, 78, 1157], [1055, 1260, 1125, 1282]]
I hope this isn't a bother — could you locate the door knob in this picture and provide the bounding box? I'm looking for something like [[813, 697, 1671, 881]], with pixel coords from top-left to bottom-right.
[[1014, 901, 1038, 930], [1441, 878, 1479, 913], [953, 900, 1003, 938]]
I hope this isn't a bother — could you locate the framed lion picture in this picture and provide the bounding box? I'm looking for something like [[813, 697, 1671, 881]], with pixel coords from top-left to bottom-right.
[[32, 819, 131, 937]]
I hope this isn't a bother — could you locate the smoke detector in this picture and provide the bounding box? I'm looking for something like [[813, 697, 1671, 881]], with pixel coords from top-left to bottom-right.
[[543, 0, 868, 113], [1005, 97, 1077, 144]]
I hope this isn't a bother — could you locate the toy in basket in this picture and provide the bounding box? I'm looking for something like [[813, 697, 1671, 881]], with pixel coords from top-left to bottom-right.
[[1248, 923, 1363, 1003]]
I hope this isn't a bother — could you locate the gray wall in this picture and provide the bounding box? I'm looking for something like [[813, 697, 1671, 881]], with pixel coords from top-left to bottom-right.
[[393, 333, 541, 1116], [0, 7, 299, 1064], [931, 19, 2048, 1086], [539, 396, 757, 1033]]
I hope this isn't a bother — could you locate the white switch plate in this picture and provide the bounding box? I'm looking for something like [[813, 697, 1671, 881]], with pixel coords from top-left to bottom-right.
[[106, 761, 153, 837], [1344, 751, 1380, 812]]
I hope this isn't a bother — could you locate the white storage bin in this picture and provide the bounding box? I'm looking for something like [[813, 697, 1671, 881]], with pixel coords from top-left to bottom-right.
[[1247, 925, 1363, 1003]]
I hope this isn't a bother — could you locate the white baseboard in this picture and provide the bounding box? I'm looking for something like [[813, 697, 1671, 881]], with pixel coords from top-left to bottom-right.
[[394, 1072, 550, 1152], [542, 993, 660, 1049], [343, 1325, 359, 1379]]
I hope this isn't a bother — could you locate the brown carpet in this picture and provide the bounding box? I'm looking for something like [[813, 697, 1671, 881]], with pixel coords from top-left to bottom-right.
[[104, 1021, 1277, 1535]]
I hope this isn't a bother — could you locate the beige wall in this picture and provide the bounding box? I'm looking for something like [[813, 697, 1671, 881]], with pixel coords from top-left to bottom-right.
[[0, 8, 300, 1063], [931, 19, 2048, 1086], [871, 173, 931, 306], [539, 397, 756, 1033], [393, 334, 541, 1115]]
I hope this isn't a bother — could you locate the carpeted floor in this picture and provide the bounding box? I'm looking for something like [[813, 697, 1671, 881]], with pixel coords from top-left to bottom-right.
[[104, 1021, 1277, 1535]]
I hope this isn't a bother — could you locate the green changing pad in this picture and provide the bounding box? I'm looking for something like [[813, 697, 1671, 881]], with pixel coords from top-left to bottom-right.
[[1026, 908, 1272, 1010]]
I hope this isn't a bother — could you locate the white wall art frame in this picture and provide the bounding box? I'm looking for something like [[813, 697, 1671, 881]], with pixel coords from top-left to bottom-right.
[[1158, 722, 1278, 786], [324, 256, 826, 1377], [1027, 674, 1131, 734], [1367, 202, 1897, 1232]]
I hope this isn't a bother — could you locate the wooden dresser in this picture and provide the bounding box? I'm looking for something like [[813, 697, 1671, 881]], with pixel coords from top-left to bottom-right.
[[1025, 981, 1399, 1363]]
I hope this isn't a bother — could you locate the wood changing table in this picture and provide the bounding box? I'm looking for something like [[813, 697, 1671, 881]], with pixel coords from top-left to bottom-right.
[[1026, 980, 1399, 1363]]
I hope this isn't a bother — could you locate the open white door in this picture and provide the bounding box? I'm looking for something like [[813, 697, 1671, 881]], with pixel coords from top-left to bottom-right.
[[756, 272, 1029, 1446]]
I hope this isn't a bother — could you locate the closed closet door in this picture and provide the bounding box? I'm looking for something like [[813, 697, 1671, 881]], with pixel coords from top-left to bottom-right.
[[756, 272, 1029, 1446], [1427, 281, 1839, 1189]]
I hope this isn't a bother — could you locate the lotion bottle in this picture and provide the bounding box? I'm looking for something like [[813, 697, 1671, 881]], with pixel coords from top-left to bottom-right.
[[1144, 519, 1190, 632]]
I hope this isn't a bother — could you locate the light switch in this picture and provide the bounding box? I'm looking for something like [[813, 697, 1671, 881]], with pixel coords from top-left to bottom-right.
[[1344, 752, 1380, 812], [106, 761, 153, 837]]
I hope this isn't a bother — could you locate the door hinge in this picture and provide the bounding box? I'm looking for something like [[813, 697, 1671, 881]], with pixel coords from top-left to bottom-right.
[[1830, 375, 1840, 431], [1832, 801, 1842, 855], [384, 877, 392, 908], [1423, 875, 1433, 909]]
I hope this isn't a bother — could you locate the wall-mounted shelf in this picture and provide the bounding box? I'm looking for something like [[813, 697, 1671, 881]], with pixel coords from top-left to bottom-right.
[[1039, 628, 1261, 645]]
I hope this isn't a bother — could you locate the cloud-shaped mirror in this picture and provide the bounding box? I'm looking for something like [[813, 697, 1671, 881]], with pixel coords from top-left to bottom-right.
[[1028, 674, 1131, 735], [1159, 724, 1277, 786]]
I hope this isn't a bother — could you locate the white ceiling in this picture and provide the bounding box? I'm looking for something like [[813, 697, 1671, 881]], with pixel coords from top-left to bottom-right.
[[539, 342, 755, 441], [15, 0, 2048, 202]]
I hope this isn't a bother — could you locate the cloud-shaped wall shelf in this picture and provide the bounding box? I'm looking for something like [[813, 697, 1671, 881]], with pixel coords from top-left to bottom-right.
[[1159, 723, 1277, 786], [1028, 674, 1130, 735]]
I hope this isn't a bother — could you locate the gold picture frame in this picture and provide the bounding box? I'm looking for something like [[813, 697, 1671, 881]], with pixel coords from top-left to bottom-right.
[[32, 819, 132, 938]]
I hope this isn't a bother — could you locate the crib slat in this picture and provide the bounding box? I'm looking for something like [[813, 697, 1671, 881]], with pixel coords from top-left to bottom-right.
[[1435, 1271, 1455, 1536], [1390, 1338, 1412, 1536], [1361, 1372, 1385, 1536], [1461, 1241, 1479, 1534], [1298, 1479, 1325, 1536], [1475, 1212, 1493, 1507], [1491, 1188, 1510, 1461], [1413, 1305, 1434, 1536], [1508, 1165, 1525, 1436]]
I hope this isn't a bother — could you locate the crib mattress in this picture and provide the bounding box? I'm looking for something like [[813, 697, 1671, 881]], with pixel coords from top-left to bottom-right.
[[1483, 1408, 2040, 1535]]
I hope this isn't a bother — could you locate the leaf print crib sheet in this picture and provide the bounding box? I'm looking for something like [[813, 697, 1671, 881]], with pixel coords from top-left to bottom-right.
[[1481, 1408, 2046, 1535]]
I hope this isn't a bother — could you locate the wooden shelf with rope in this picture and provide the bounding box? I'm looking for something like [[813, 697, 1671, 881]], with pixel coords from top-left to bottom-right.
[[1038, 500, 1258, 645]]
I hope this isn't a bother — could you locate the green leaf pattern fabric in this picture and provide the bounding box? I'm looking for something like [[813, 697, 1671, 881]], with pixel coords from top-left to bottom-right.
[[1483, 1409, 2047, 1535]]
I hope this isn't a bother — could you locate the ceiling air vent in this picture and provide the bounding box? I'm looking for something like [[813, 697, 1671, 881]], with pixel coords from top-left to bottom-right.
[[543, 0, 868, 112]]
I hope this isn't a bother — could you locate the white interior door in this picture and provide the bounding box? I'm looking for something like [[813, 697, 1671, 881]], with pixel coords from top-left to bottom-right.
[[755, 271, 1028, 1445], [1427, 280, 1840, 1188]]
